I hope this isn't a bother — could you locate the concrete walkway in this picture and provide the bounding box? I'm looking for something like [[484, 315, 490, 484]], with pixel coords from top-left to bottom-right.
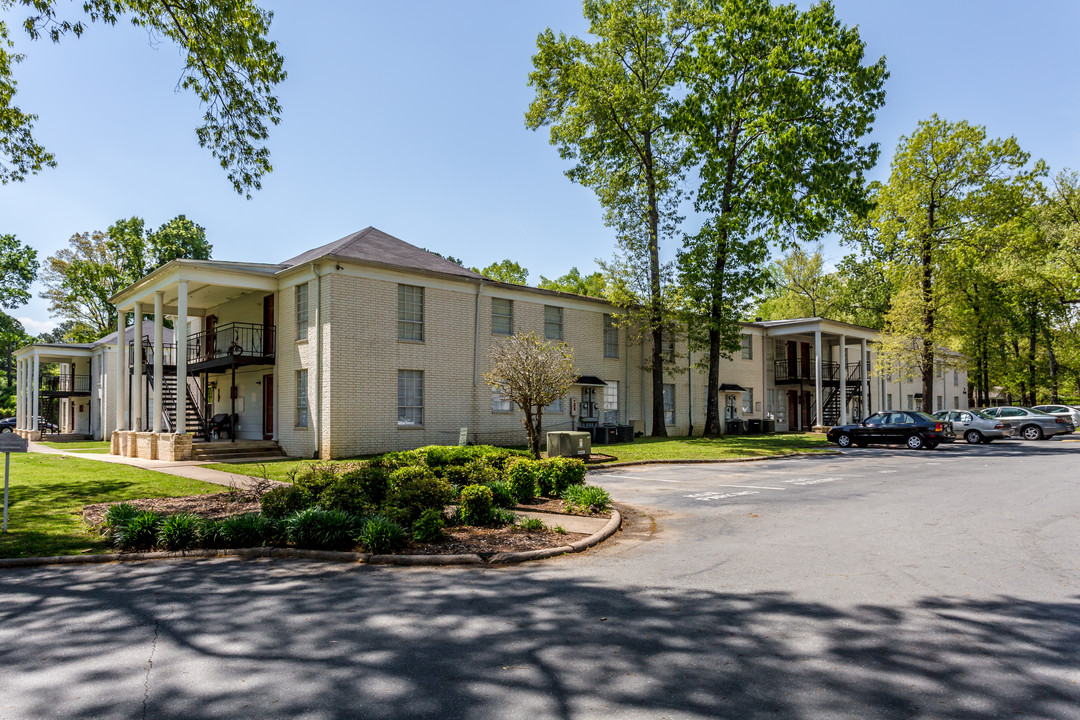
[[27, 441, 282, 491]]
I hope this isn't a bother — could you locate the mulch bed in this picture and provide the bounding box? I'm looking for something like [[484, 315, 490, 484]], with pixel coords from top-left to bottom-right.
[[81, 493, 596, 555], [82, 492, 260, 528], [514, 497, 612, 518]]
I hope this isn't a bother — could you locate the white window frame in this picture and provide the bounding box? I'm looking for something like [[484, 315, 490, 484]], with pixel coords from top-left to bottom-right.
[[544, 305, 563, 340], [603, 314, 618, 358], [295, 283, 309, 341], [397, 285, 424, 341], [397, 370, 424, 426], [741, 334, 752, 360], [742, 388, 754, 415], [602, 380, 619, 424], [663, 383, 675, 425], [491, 297, 513, 336], [295, 369, 308, 428], [491, 387, 513, 413]]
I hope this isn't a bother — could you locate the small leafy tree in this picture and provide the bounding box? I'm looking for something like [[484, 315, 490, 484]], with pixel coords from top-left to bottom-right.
[[483, 332, 577, 459]]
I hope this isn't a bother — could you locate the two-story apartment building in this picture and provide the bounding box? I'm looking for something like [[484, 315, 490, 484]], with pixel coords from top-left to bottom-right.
[[11, 227, 967, 459]]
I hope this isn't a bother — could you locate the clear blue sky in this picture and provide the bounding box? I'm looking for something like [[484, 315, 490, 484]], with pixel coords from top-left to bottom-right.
[[2, 0, 1078, 334]]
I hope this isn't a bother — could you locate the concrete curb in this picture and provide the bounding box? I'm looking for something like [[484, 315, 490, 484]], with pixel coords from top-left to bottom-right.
[[587, 449, 840, 471], [0, 510, 623, 570]]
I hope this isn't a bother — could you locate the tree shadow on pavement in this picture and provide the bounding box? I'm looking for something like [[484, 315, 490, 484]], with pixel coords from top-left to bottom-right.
[[0, 561, 1077, 719]]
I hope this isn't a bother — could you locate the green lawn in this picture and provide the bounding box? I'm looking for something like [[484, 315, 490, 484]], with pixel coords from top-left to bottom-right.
[[38, 440, 112, 454], [209, 433, 831, 481], [0, 453, 222, 558], [591, 433, 831, 463]]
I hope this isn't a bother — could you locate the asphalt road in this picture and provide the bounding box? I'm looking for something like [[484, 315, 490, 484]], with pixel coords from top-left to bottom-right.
[[2, 439, 1079, 719]]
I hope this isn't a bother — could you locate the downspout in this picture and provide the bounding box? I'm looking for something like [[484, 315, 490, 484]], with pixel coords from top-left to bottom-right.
[[687, 330, 693, 436], [640, 336, 647, 436], [311, 262, 322, 459], [473, 280, 485, 386], [624, 328, 629, 425]]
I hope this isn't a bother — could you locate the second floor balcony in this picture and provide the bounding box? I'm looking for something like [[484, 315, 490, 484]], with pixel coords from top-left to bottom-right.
[[187, 322, 276, 370], [774, 359, 863, 385]]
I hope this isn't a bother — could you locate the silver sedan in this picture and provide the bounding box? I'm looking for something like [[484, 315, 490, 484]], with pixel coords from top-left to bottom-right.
[[1031, 405, 1079, 433], [981, 406, 1071, 441], [932, 410, 1013, 444]]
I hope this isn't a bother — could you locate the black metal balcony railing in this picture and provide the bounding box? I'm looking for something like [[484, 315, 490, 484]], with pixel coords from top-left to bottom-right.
[[130, 338, 178, 368], [40, 374, 91, 393], [773, 359, 866, 384], [187, 322, 275, 364]]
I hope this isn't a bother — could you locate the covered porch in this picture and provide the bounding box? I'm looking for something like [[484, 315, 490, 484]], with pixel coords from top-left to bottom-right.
[[13, 343, 96, 441], [760, 318, 879, 430], [109, 259, 283, 460]]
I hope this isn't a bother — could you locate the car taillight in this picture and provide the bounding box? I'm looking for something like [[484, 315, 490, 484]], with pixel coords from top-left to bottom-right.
[[995, 423, 1004, 429], [1056, 417, 1065, 424], [935, 423, 943, 432]]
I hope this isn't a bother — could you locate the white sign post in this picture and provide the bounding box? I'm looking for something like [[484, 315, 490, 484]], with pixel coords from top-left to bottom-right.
[[0, 433, 28, 532]]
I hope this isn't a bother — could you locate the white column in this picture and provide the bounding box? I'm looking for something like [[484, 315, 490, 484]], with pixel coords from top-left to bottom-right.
[[814, 330, 823, 428], [861, 339, 870, 414], [115, 308, 126, 431], [16, 359, 24, 430], [132, 301, 143, 431], [153, 292, 164, 433], [31, 352, 40, 431], [175, 281, 188, 435], [839, 334, 848, 425]]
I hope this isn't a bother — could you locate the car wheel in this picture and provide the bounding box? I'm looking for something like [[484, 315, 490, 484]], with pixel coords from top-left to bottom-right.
[[836, 433, 853, 448], [907, 434, 925, 450], [1021, 425, 1043, 441], [0, 427, 10, 433], [964, 430, 983, 445]]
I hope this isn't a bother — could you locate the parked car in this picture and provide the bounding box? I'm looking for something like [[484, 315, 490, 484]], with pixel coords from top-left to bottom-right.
[[1031, 405, 1080, 433], [0, 417, 14, 433], [931, 410, 1013, 444], [827, 411, 954, 450], [980, 406, 1070, 440]]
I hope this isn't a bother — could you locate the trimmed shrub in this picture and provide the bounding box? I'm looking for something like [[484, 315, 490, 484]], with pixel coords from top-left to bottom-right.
[[485, 479, 516, 509], [375, 450, 425, 471], [260, 485, 314, 519], [320, 465, 390, 516], [291, 463, 344, 497], [561, 484, 613, 514], [385, 466, 455, 524], [220, 513, 281, 547], [102, 502, 139, 531], [113, 510, 161, 550], [286, 507, 360, 551], [157, 513, 202, 551], [411, 508, 445, 542], [547, 457, 587, 495], [506, 459, 539, 504], [356, 515, 407, 554], [459, 484, 494, 526]]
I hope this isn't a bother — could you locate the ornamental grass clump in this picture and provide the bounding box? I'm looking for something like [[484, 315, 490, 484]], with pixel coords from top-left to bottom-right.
[[285, 507, 360, 551], [102, 502, 139, 532], [561, 484, 612, 514], [157, 513, 202, 551], [113, 510, 161, 550], [517, 516, 546, 532], [356, 515, 407, 554], [220, 513, 281, 547]]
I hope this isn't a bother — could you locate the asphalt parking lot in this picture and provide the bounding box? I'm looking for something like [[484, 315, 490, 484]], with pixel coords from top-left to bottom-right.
[[1, 438, 1078, 719]]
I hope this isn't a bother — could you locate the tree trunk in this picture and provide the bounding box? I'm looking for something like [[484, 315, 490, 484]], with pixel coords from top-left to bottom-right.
[[524, 409, 540, 460], [1044, 322, 1058, 403], [644, 132, 667, 437], [1027, 306, 1038, 406], [919, 224, 936, 411]]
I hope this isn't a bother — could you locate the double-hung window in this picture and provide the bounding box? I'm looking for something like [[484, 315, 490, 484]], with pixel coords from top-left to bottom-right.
[[602, 381, 619, 424], [742, 388, 754, 414], [295, 370, 309, 428], [397, 370, 423, 426], [491, 387, 513, 412], [741, 334, 752, 360], [544, 306, 563, 340], [295, 283, 309, 341], [491, 298, 513, 335], [398, 285, 424, 341], [663, 384, 675, 425], [603, 314, 618, 358]]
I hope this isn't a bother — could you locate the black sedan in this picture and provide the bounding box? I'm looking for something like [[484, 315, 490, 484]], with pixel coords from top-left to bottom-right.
[[827, 411, 955, 450], [0, 417, 15, 433]]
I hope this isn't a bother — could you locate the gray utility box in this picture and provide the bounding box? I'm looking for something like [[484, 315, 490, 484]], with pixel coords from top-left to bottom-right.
[[547, 431, 592, 458]]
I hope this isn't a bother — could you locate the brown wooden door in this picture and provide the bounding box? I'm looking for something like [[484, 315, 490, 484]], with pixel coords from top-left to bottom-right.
[[787, 391, 798, 430], [205, 315, 217, 358], [802, 391, 813, 429], [263, 294, 275, 355], [262, 374, 274, 440], [800, 342, 811, 379]]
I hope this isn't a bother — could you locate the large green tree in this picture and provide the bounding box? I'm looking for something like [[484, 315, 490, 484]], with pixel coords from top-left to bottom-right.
[[676, 0, 886, 435], [473, 259, 530, 285], [0, 232, 37, 389], [538, 267, 607, 298], [866, 116, 1044, 407], [41, 215, 211, 339], [527, 0, 693, 437], [0, 0, 285, 195]]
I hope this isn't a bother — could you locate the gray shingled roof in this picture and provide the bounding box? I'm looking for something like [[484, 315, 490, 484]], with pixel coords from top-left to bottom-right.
[[280, 227, 484, 281]]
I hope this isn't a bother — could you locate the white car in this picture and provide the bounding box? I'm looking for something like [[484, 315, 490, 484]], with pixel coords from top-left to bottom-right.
[[1031, 405, 1079, 433], [932, 410, 1013, 444]]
